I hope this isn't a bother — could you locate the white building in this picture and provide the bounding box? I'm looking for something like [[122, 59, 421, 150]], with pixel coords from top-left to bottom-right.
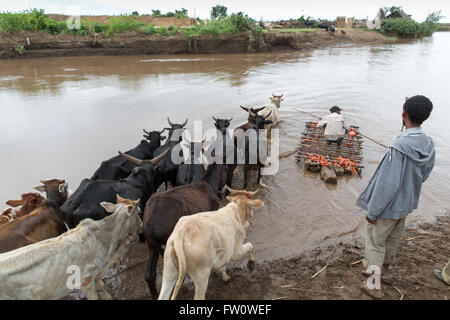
[[367, 9, 385, 30]]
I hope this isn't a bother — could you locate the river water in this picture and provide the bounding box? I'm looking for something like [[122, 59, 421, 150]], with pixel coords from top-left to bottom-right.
[[1, 32, 449, 261]]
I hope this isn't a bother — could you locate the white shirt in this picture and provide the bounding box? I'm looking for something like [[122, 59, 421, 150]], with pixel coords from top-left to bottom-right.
[[317, 112, 350, 140]]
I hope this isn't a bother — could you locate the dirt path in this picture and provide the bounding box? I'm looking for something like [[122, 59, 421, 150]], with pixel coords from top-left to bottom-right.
[[96, 215, 449, 300], [0, 29, 395, 59]]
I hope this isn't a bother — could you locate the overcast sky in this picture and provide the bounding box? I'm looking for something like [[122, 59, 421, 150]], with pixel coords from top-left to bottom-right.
[[1, 0, 449, 22]]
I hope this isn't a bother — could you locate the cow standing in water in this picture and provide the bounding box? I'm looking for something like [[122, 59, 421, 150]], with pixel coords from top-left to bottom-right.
[[152, 118, 188, 189], [259, 93, 284, 130], [227, 106, 273, 190]]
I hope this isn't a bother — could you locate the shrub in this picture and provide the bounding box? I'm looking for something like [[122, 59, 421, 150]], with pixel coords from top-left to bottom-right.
[[381, 18, 421, 37], [105, 15, 145, 35], [151, 10, 162, 17], [380, 10, 443, 38], [150, 8, 189, 19], [229, 12, 257, 32], [182, 13, 260, 37], [14, 44, 26, 55], [0, 12, 29, 32], [174, 9, 189, 19]]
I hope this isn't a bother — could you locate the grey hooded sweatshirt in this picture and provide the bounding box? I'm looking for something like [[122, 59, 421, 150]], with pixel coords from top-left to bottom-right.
[[356, 127, 435, 221]]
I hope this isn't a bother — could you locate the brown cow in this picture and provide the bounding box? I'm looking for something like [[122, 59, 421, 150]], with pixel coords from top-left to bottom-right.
[[0, 193, 45, 226], [0, 179, 69, 254]]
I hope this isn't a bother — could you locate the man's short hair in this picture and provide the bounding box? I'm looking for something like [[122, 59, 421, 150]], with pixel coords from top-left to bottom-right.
[[403, 95, 433, 125], [330, 106, 342, 113]]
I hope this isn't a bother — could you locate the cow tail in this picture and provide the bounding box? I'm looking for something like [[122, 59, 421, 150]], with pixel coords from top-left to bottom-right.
[[170, 233, 186, 300]]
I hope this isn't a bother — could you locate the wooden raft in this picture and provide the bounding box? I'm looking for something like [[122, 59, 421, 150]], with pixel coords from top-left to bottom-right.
[[296, 121, 364, 184]]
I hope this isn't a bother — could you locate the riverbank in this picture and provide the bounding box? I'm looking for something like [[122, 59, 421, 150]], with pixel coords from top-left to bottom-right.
[[0, 29, 394, 59], [98, 214, 449, 300]]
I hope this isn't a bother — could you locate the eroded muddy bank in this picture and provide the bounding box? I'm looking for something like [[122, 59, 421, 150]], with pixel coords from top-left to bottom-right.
[[0, 29, 392, 59]]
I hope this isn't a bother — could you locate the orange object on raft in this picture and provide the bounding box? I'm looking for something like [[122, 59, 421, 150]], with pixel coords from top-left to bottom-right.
[[306, 153, 358, 175]]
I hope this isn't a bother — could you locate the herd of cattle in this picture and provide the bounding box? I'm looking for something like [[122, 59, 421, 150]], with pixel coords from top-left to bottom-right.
[[0, 94, 284, 300]]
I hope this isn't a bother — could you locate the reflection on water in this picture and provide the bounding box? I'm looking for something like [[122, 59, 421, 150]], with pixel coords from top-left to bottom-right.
[[1, 33, 449, 261]]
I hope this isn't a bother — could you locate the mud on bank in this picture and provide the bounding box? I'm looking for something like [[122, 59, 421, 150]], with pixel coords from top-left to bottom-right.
[[92, 215, 449, 300], [0, 29, 392, 59]]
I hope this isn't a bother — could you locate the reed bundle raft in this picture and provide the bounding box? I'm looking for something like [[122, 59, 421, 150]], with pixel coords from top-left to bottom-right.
[[296, 121, 364, 184]]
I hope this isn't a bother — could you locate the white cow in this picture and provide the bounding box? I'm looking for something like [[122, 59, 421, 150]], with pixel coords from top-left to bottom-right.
[[158, 187, 264, 300], [0, 195, 142, 300], [259, 93, 284, 130]]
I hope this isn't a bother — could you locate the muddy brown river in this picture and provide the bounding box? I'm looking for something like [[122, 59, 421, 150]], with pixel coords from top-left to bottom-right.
[[1, 32, 449, 262]]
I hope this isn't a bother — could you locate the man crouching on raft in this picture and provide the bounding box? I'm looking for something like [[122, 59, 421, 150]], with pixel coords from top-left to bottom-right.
[[356, 95, 435, 299]]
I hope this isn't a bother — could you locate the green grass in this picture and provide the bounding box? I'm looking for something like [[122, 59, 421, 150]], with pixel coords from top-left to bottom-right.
[[386, 36, 398, 41], [271, 28, 319, 33]]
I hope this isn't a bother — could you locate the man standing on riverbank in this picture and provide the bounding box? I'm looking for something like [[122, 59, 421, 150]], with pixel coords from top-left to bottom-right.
[[355, 95, 435, 299]]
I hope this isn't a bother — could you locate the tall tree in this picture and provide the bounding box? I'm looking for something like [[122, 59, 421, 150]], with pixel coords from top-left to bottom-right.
[[210, 5, 228, 19]]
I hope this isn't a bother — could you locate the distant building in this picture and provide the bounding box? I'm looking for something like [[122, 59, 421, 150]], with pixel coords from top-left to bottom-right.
[[366, 8, 385, 30], [386, 9, 411, 20]]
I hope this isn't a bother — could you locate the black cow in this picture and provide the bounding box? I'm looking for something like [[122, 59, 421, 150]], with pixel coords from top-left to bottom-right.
[[175, 140, 205, 186], [90, 129, 166, 181], [142, 162, 228, 299], [152, 118, 188, 189], [227, 106, 272, 189], [212, 116, 232, 136], [61, 150, 168, 228], [318, 23, 330, 32], [304, 21, 315, 27]]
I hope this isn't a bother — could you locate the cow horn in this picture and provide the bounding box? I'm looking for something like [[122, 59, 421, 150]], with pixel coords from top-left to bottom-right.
[[143, 129, 150, 135], [227, 117, 233, 122], [167, 117, 174, 127], [272, 92, 275, 97], [116, 194, 125, 202], [240, 106, 250, 113], [181, 118, 188, 128], [159, 128, 165, 134], [223, 185, 236, 194], [119, 152, 143, 166], [264, 110, 272, 119], [146, 150, 169, 165], [280, 94, 283, 98], [212, 116, 218, 122], [248, 189, 259, 197]]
